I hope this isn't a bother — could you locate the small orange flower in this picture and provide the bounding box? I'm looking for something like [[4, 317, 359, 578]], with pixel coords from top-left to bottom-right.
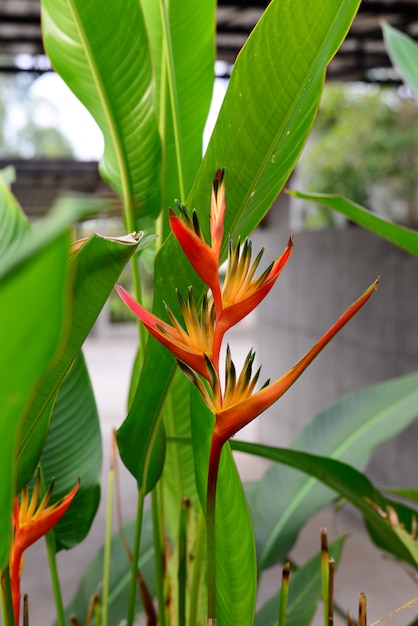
[[10, 477, 79, 625]]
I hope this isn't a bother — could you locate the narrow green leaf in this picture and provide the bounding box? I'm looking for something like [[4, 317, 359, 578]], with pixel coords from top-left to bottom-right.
[[290, 191, 418, 257], [190, 389, 257, 626], [40, 351, 102, 551], [255, 537, 346, 626], [383, 22, 418, 101], [17, 231, 139, 490], [231, 441, 418, 569], [41, 0, 162, 226], [243, 371, 418, 571]]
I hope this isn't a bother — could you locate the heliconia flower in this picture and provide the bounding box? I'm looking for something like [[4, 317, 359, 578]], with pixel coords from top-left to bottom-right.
[[191, 278, 379, 445], [115, 283, 215, 379], [209, 168, 226, 262], [211, 236, 294, 365], [10, 477, 79, 625]]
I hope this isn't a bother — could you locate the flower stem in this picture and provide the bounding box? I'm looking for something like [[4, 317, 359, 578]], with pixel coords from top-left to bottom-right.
[[44, 529, 66, 626], [126, 486, 145, 626], [102, 439, 116, 626], [188, 507, 205, 626], [206, 433, 223, 623]]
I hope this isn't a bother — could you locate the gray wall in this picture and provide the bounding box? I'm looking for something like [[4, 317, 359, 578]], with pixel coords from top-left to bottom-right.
[[252, 216, 418, 487]]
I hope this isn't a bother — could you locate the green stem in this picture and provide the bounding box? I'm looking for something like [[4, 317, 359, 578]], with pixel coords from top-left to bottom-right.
[[278, 563, 290, 626], [44, 530, 66, 626], [151, 485, 166, 626], [126, 486, 145, 626], [206, 434, 223, 623], [102, 445, 116, 626], [159, 0, 186, 201], [188, 507, 205, 626], [1, 568, 14, 626]]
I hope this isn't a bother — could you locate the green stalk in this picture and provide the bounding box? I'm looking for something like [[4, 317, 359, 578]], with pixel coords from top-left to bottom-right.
[[126, 486, 146, 626], [188, 508, 205, 626], [178, 500, 189, 626], [102, 440, 116, 626], [328, 557, 334, 626], [206, 434, 223, 624], [44, 529, 66, 626], [151, 485, 167, 626], [1, 567, 14, 626], [278, 563, 290, 626], [159, 0, 186, 201], [320, 528, 329, 626]]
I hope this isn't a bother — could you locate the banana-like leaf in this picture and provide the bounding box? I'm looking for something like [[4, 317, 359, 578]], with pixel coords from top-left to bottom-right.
[[63, 511, 155, 625], [290, 191, 418, 257], [232, 440, 418, 569], [17, 232, 140, 491], [0, 172, 30, 256], [40, 351, 101, 551], [239, 371, 418, 571], [41, 0, 162, 227], [140, 0, 216, 235], [255, 537, 346, 626], [383, 22, 418, 101]]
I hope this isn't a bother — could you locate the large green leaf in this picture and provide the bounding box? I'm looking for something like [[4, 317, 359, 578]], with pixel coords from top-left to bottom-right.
[[239, 371, 418, 571], [40, 351, 101, 551], [64, 512, 155, 625], [140, 0, 216, 236], [290, 191, 418, 257], [17, 232, 139, 491], [383, 23, 418, 101], [255, 537, 346, 626], [0, 172, 30, 257], [41, 0, 162, 227], [0, 237, 69, 568], [232, 441, 418, 569], [190, 389, 257, 626]]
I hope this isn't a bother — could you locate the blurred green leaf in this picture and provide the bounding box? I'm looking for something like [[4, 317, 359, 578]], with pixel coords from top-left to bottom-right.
[[383, 22, 418, 101], [40, 351, 101, 551], [232, 440, 418, 569], [17, 231, 139, 491], [41, 0, 162, 227], [242, 371, 418, 571], [255, 537, 346, 626], [290, 192, 418, 257]]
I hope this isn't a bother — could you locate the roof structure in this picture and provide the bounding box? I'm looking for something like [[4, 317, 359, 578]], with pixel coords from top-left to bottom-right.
[[0, 1, 418, 81], [1, 0, 417, 216]]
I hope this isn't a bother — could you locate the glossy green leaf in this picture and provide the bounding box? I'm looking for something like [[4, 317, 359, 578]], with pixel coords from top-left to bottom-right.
[[63, 512, 155, 625], [140, 0, 216, 235], [40, 351, 101, 551], [383, 23, 418, 101], [0, 233, 69, 569], [290, 191, 418, 257], [190, 389, 257, 626], [232, 441, 418, 569], [0, 173, 30, 257], [41, 0, 162, 227], [255, 537, 346, 626], [17, 231, 139, 491], [239, 371, 418, 571]]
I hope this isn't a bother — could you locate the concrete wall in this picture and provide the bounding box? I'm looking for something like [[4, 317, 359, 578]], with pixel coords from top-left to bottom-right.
[[251, 205, 418, 487]]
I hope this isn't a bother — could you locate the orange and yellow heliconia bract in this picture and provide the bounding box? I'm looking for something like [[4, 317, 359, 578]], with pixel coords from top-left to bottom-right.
[[117, 169, 379, 445]]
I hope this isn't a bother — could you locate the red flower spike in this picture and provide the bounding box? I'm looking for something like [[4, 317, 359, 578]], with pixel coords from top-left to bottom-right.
[[10, 478, 79, 625], [213, 278, 379, 444], [115, 284, 214, 379]]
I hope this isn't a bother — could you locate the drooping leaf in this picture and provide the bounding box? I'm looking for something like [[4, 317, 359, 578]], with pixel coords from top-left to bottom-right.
[[40, 351, 101, 551], [17, 231, 139, 491], [289, 191, 418, 257], [41, 0, 162, 227], [255, 536, 346, 626], [383, 22, 418, 101], [232, 440, 418, 569]]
